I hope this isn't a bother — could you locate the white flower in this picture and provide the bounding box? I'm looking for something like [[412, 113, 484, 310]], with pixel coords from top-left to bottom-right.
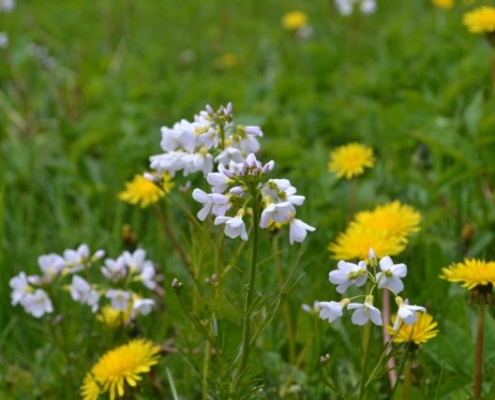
[[375, 256, 407, 294], [192, 189, 229, 221], [101, 256, 127, 282], [360, 0, 376, 14], [393, 297, 426, 331], [215, 147, 244, 167], [137, 264, 157, 290], [105, 289, 131, 311], [10, 272, 31, 306], [197, 127, 220, 150], [259, 201, 295, 228], [207, 165, 232, 193], [63, 244, 90, 273], [316, 300, 346, 323], [160, 120, 197, 153], [0, 0, 14, 13], [21, 289, 53, 318], [131, 298, 155, 318], [122, 249, 150, 273], [348, 296, 382, 326], [289, 218, 316, 244], [214, 214, 248, 241], [182, 152, 214, 176], [69, 275, 100, 312], [38, 253, 65, 279], [149, 151, 186, 174], [329, 260, 368, 293]]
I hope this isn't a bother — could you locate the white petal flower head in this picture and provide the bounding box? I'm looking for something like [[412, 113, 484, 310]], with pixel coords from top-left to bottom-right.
[[69, 275, 100, 312], [105, 289, 132, 311], [123, 249, 151, 273], [149, 151, 186, 175], [38, 253, 65, 279], [131, 298, 155, 318], [329, 260, 368, 293], [10, 272, 31, 306], [215, 214, 248, 241], [138, 264, 157, 290], [376, 256, 407, 294], [214, 147, 244, 167], [348, 296, 382, 326], [192, 189, 229, 221], [63, 244, 90, 273], [101, 256, 127, 282], [393, 297, 426, 331], [21, 289, 53, 318], [289, 218, 316, 245], [259, 201, 295, 228], [316, 299, 349, 323]]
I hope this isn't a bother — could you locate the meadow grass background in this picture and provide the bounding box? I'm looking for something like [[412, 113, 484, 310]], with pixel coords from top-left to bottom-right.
[[2, 0, 495, 398]]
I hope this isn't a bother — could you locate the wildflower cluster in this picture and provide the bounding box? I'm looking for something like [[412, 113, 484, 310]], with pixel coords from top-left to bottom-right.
[[334, 0, 376, 16], [317, 250, 426, 332], [9, 244, 158, 325], [193, 153, 315, 244], [329, 201, 421, 260], [149, 103, 263, 178]]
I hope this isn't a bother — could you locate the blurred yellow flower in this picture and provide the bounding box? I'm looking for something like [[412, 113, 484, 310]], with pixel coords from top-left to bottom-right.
[[328, 224, 407, 260], [388, 312, 439, 345], [81, 339, 161, 400], [463, 6, 495, 33], [282, 11, 308, 31], [214, 52, 238, 70], [440, 258, 495, 290], [432, 0, 454, 9], [328, 143, 375, 180], [354, 201, 421, 238], [97, 305, 131, 329], [119, 173, 174, 208]]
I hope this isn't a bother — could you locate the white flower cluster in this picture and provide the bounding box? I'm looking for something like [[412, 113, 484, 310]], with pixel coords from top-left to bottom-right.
[[193, 152, 315, 244], [316, 250, 425, 330], [149, 103, 263, 177], [9, 245, 158, 321], [335, 0, 376, 16]]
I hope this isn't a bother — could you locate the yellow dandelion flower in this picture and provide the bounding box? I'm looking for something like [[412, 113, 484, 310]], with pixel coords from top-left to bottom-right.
[[388, 312, 439, 345], [328, 224, 407, 260], [440, 258, 495, 290], [432, 0, 454, 9], [354, 201, 421, 238], [282, 11, 308, 31], [81, 339, 161, 400], [463, 6, 495, 33], [119, 173, 174, 208], [328, 143, 375, 180], [96, 305, 131, 329]]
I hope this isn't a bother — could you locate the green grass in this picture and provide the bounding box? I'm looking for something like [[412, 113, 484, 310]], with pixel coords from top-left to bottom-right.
[[3, 0, 495, 398]]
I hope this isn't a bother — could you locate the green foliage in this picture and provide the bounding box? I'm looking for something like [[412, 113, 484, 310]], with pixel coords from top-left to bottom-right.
[[3, 0, 495, 398]]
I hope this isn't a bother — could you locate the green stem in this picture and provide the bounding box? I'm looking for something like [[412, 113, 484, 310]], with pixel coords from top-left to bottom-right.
[[273, 236, 296, 365], [358, 321, 373, 400], [154, 204, 190, 269], [402, 354, 412, 400], [202, 338, 212, 400], [474, 304, 485, 399], [232, 200, 260, 394]]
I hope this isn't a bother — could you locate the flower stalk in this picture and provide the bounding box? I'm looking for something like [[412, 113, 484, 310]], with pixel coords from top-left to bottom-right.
[[474, 303, 485, 399], [232, 198, 261, 394]]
